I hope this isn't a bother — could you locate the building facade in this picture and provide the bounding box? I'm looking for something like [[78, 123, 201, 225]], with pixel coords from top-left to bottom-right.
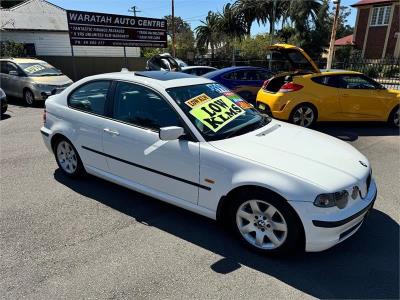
[[352, 0, 400, 59], [0, 0, 145, 79]]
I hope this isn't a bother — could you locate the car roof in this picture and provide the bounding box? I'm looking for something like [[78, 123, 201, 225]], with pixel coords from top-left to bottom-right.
[[181, 66, 216, 70], [79, 71, 214, 89], [203, 66, 268, 78], [316, 70, 363, 76], [0, 58, 46, 64]]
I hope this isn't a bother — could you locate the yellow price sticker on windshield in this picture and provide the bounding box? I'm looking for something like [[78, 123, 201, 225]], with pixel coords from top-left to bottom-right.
[[24, 64, 46, 74], [189, 96, 245, 132], [185, 93, 211, 108]]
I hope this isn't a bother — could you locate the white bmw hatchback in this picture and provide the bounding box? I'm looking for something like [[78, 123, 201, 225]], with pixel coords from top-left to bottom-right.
[[41, 71, 377, 255]]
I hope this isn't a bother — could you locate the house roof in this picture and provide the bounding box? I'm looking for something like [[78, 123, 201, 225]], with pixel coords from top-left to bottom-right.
[[334, 35, 354, 46], [351, 0, 395, 7], [0, 0, 68, 31]]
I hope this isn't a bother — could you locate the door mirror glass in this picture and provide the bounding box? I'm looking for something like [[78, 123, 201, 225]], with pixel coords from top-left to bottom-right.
[[9, 70, 19, 76], [159, 126, 185, 141]]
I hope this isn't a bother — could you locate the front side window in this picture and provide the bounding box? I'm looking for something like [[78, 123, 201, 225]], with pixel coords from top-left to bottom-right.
[[18, 62, 62, 77], [113, 82, 182, 131], [167, 83, 270, 141], [68, 81, 110, 115], [370, 6, 391, 26], [339, 75, 381, 90]]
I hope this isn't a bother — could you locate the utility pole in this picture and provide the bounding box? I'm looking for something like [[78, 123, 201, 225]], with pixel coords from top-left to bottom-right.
[[128, 5, 141, 16], [327, 0, 341, 70], [125, 4, 141, 69], [171, 0, 176, 57]]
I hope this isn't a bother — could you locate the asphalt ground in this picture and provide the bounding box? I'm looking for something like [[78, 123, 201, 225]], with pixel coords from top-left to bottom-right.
[[1, 100, 399, 299]]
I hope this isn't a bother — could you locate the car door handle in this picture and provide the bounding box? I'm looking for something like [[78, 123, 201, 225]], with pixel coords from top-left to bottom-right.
[[342, 94, 349, 97], [103, 128, 120, 136]]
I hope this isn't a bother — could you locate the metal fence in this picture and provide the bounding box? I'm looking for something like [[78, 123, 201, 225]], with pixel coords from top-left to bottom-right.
[[332, 59, 400, 90], [197, 57, 400, 90]]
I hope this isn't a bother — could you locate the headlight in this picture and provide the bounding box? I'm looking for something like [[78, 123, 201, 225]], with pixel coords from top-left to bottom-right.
[[35, 84, 50, 89], [0, 89, 5, 98], [314, 190, 349, 209]]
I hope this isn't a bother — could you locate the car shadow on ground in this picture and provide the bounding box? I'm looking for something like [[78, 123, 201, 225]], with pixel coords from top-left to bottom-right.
[[54, 170, 399, 299], [313, 122, 399, 141], [6, 96, 45, 108]]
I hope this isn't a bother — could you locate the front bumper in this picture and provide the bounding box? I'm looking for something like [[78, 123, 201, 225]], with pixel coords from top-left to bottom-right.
[[289, 178, 377, 252], [32, 85, 69, 101]]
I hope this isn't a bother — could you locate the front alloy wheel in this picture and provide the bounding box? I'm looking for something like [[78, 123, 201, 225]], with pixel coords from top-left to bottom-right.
[[291, 105, 316, 127], [24, 89, 34, 106], [236, 200, 288, 250], [229, 190, 303, 255]]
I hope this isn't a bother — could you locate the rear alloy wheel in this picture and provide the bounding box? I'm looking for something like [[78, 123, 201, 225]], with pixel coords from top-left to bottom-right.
[[229, 190, 303, 255], [290, 104, 317, 128], [388, 106, 399, 127], [55, 138, 85, 178], [24, 89, 34, 106]]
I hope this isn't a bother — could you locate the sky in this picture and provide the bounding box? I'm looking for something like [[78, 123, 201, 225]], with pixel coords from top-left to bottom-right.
[[48, 0, 358, 35]]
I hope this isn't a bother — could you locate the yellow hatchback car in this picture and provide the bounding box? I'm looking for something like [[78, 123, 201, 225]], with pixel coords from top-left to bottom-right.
[[256, 44, 400, 127]]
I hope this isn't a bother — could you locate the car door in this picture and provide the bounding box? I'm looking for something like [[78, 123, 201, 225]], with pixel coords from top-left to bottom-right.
[[5, 62, 24, 98], [0, 61, 10, 94], [337, 74, 385, 120], [231, 70, 265, 103], [67, 80, 112, 172], [101, 81, 200, 204]]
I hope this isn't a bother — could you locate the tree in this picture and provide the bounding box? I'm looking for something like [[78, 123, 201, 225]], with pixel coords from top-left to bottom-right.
[[0, 41, 25, 57], [164, 15, 195, 59], [195, 11, 220, 59], [232, 0, 258, 35]]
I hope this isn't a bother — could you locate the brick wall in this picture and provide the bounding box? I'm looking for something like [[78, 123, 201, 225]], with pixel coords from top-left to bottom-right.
[[354, 8, 370, 50], [364, 26, 388, 58]]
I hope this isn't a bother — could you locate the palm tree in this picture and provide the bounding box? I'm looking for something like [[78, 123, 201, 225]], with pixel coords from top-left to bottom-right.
[[232, 0, 259, 35], [217, 3, 247, 65], [195, 11, 220, 60], [288, 0, 322, 33]]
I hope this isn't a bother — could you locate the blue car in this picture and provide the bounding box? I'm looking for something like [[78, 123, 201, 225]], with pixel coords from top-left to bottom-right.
[[203, 66, 272, 103]]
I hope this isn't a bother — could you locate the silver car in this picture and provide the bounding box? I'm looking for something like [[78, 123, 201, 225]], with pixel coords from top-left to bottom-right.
[[0, 58, 73, 106]]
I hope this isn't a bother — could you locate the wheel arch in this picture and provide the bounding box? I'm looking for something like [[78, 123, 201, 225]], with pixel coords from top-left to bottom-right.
[[388, 104, 399, 121], [216, 185, 305, 248]]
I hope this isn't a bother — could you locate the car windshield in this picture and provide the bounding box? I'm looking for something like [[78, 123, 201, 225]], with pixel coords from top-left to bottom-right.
[[19, 62, 62, 77], [166, 83, 271, 141]]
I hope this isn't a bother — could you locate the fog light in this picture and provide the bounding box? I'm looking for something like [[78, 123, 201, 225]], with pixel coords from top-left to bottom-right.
[[351, 186, 359, 200]]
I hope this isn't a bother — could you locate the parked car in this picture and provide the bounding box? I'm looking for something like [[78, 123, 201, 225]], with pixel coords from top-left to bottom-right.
[[41, 70, 377, 255], [146, 53, 182, 71], [0, 88, 7, 115], [203, 66, 273, 104], [181, 66, 217, 76], [256, 44, 400, 127], [0, 58, 73, 106]]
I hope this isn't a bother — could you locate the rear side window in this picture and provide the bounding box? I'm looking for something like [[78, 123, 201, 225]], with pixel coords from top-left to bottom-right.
[[68, 81, 110, 115], [311, 76, 341, 88], [112, 81, 182, 131]]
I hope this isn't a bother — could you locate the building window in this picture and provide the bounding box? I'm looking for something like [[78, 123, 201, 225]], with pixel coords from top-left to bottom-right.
[[370, 5, 392, 26]]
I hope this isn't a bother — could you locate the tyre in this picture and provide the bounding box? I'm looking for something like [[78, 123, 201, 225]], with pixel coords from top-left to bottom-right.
[[229, 189, 303, 255], [54, 138, 85, 178], [388, 106, 399, 128], [289, 103, 317, 128], [23, 89, 35, 106]]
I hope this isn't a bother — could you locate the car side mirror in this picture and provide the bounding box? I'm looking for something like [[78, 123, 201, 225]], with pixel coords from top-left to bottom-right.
[[9, 70, 19, 76], [159, 126, 185, 141]]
